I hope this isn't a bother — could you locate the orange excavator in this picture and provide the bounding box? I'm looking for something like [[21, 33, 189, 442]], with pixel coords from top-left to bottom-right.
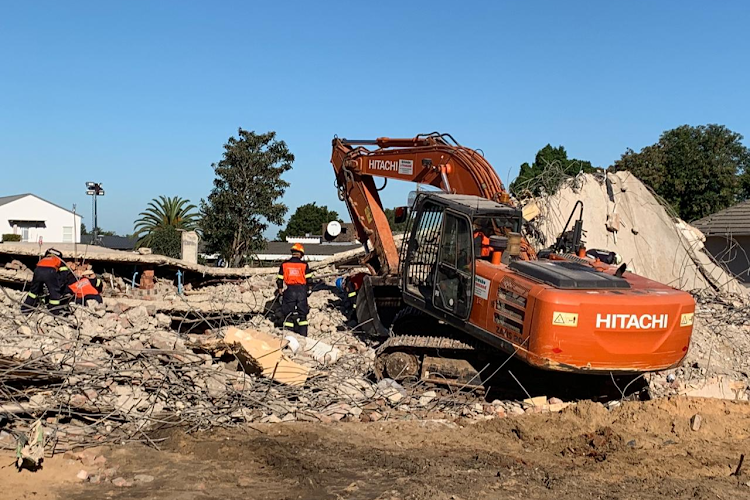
[[331, 133, 694, 387]]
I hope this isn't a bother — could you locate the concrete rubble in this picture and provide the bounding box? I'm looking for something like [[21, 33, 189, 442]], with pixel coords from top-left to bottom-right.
[[0, 271, 544, 457], [527, 171, 747, 295]]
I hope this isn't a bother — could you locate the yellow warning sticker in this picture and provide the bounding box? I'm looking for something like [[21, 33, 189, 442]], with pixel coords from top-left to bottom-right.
[[680, 313, 694, 327], [552, 312, 579, 327]]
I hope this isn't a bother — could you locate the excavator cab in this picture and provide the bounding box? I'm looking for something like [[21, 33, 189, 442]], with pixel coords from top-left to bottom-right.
[[401, 192, 523, 324]]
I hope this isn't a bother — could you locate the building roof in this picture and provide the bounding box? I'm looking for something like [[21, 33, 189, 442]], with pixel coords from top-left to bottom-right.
[[0, 194, 28, 207], [692, 199, 750, 236], [261, 241, 360, 256], [0, 193, 79, 216], [85, 235, 137, 251]]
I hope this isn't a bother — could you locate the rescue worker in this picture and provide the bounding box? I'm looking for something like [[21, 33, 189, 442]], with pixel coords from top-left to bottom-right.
[[69, 269, 104, 305], [21, 248, 72, 315], [339, 272, 366, 312], [473, 220, 491, 259], [277, 243, 312, 337]]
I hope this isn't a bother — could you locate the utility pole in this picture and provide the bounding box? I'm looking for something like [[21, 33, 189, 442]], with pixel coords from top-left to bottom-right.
[[85, 182, 105, 245]]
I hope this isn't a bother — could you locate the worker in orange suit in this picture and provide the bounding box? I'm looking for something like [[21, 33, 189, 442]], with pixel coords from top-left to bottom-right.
[[69, 269, 104, 305], [277, 243, 312, 337], [473, 220, 492, 259], [21, 248, 72, 315]]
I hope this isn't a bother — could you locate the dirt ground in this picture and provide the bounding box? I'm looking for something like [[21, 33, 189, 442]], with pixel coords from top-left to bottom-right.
[[2, 397, 749, 500]]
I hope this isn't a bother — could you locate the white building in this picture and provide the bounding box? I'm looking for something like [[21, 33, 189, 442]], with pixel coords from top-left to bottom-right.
[[0, 194, 82, 244]]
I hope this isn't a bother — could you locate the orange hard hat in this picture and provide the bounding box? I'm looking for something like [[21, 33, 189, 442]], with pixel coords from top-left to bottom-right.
[[291, 243, 305, 254]]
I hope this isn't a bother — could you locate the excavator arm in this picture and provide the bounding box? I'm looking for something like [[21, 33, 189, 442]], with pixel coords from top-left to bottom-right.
[[331, 132, 526, 276]]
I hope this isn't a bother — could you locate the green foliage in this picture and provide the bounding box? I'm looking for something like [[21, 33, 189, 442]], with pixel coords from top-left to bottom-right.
[[81, 224, 115, 237], [200, 128, 293, 266], [133, 196, 199, 248], [611, 124, 750, 221], [2, 234, 21, 242], [149, 225, 182, 259], [384, 208, 408, 233], [277, 202, 339, 241], [510, 145, 597, 197]]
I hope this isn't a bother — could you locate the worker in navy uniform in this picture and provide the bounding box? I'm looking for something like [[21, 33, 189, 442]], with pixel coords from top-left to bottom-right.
[[277, 243, 312, 337], [339, 272, 366, 312], [21, 248, 73, 315], [68, 269, 104, 305]]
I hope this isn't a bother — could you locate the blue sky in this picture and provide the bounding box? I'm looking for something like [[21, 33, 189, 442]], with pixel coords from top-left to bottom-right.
[[2, 1, 749, 237]]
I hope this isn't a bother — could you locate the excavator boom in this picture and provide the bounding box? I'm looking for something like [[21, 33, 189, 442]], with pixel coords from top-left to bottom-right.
[[331, 133, 515, 275]]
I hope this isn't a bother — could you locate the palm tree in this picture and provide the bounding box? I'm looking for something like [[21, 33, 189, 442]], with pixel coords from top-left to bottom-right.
[[133, 196, 200, 248]]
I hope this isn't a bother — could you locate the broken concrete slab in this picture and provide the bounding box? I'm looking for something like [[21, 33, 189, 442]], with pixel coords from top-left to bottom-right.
[[682, 376, 749, 401], [224, 326, 309, 386], [690, 414, 703, 431]]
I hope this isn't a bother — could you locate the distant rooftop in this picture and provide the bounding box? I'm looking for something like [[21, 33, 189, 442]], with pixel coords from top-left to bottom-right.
[[0, 193, 79, 215], [692, 199, 750, 237]]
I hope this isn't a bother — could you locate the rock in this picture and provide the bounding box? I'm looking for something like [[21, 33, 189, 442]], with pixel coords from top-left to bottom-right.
[[150, 330, 178, 350], [376, 378, 406, 404], [155, 313, 172, 328], [690, 414, 703, 431], [138, 247, 152, 255], [101, 467, 119, 479], [509, 406, 525, 416], [76, 470, 89, 482], [112, 477, 132, 487], [134, 474, 155, 483], [17, 325, 32, 336], [261, 414, 282, 424], [79, 448, 101, 467], [418, 390, 437, 407], [548, 397, 563, 405], [367, 411, 383, 422], [336, 377, 375, 401]]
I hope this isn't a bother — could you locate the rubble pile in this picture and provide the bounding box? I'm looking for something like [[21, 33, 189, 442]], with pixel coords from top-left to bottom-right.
[[0, 259, 32, 283], [0, 277, 519, 456], [528, 171, 747, 295], [649, 291, 750, 398]]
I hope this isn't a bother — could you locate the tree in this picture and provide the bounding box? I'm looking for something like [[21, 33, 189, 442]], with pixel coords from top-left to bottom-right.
[[133, 195, 199, 248], [200, 128, 293, 266], [384, 208, 408, 233], [277, 203, 339, 241], [81, 224, 115, 237], [611, 124, 750, 221], [149, 225, 182, 259], [510, 145, 597, 197]]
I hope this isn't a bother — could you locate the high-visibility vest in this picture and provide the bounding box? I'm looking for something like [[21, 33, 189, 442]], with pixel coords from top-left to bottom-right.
[[69, 278, 100, 299], [37, 255, 66, 271], [473, 231, 491, 257], [279, 259, 311, 286]]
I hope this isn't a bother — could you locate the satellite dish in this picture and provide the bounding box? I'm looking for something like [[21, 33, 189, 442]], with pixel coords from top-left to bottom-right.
[[326, 220, 342, 237]]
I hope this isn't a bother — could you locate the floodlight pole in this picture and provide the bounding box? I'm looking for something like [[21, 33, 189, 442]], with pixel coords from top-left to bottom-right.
[[85, 182, 105, 245]]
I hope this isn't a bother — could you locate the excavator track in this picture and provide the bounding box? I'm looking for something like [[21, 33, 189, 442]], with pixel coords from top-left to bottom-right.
[[374, 309, 493, 389]]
